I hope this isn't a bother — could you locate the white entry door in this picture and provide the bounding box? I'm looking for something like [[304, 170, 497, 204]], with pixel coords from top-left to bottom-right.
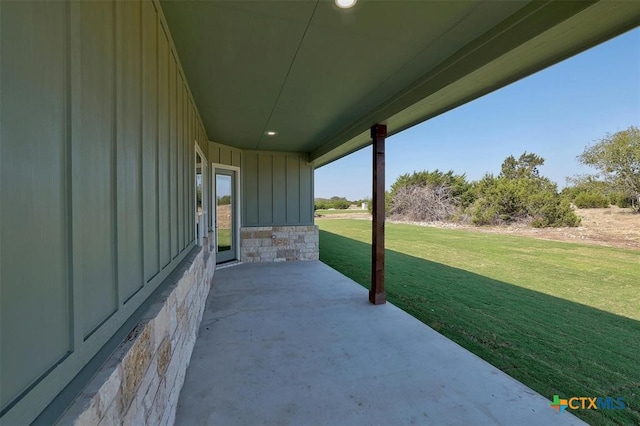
[[215, 168, 237, 263]]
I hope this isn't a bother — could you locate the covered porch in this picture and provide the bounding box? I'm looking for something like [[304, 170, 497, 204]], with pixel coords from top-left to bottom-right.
[[3, 1, 639, 423], [175, 261, 584, 425]]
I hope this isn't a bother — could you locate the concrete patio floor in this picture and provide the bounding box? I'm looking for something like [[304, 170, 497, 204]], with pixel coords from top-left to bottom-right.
[[175, 261, 585, 426]]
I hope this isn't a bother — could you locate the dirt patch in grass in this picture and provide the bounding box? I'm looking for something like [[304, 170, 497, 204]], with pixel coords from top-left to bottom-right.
[[217, 204, 231, 228], [315, 211, 371, 220], [504, 206, 640, 250], [316, 206, 640, 250]]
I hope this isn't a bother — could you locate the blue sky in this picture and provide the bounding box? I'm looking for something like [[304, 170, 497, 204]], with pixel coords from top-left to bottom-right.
[[315, 27, 640, 201]]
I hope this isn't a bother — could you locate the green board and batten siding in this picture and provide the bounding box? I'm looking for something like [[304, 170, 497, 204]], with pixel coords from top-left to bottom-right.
[[208, 144, 314, 227], [242, 152, 314, 227], [0, 1, 208, 423], [209, 141, 242, 168]]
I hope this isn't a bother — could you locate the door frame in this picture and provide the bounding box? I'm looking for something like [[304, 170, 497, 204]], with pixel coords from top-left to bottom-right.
[[212, 163, 241, 263], [195, 143, 207, 246]]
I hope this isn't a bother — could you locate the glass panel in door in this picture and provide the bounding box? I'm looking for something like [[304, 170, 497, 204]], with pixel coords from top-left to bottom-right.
[[216, 170, 236, 263], [196, 152, 203, 245]]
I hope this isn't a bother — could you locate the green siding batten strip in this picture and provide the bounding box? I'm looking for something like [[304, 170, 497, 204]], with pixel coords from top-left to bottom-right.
[[258, 154, 273, 224], [116, 0, 144, 305], [169, 54, 178, 259], [286, 154, 301, 224], [244, 152, 259, 225], [158, 22, 171, 268], [272, 155, 287, 224], [142, 0, 160, 283], [299, 156, 313, 224], [185, 87, 189, 245], [176, 74, 183, 253]]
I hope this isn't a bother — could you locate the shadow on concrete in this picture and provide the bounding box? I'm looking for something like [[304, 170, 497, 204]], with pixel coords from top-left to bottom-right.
[[319, 230, 640, 426]]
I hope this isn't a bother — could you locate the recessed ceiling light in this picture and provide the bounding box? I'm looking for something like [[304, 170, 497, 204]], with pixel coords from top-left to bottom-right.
[[335, 0, 357, 9], [266, 131, 277, 136]]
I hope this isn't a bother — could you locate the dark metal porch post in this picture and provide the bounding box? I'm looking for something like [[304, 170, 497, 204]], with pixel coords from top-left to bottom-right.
[[370, 124, 387, 305]]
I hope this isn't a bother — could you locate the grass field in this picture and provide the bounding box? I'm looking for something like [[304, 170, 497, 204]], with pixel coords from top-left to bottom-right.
[[318, 219, 640, 425]]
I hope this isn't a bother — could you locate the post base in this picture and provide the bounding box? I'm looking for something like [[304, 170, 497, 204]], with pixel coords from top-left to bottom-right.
[[369, 291, 387, 305]]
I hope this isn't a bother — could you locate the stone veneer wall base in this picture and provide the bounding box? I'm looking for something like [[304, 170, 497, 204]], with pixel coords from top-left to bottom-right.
[[240, 225, 319, 263], [59, 245, 215, 426]]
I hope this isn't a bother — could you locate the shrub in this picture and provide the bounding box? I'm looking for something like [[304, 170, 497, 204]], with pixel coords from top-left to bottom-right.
[[314, 197, 351, 210], [314, 200, 329, 210], [470, 153, 581, 228], [528, 193, 581, 227], [470, 196, 501, 225], [471, 176, 537, 225], [573, 192, 609, 208], [609, 192, 633, 208]]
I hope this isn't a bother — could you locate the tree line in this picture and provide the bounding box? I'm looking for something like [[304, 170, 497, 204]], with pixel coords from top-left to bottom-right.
[[314, 196, 369, 210], [318, 126, 639, 228]]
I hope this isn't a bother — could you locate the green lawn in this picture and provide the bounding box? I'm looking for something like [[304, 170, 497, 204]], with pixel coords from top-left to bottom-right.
[[217, 228, 231, 251], [318, 219, 640, 426]]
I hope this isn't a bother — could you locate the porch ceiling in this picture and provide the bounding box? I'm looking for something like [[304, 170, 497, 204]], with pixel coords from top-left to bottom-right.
[[160, 0, 640, 167]]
